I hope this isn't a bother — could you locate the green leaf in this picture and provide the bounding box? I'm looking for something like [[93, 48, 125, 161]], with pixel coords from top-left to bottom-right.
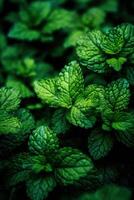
[[57, 61, 84, 107], [67, 95, 96, 128], [51, 109, 70, 134], [29, 1, 51, 25], [64, 30, 83, 48], [0, 87, 21, 111], [114, 113, 134, 147], [34, 61, 84, 108], [88, 130, 113, 160], [76, 184, 132, 200], [26, 177, 56, 200], [8, 23, 40, 41], [100, 0, 118, 13], [44, 9, 79, 33], [29, 126, 59, 155], [126, 66, 134, 85], [112, 112, 134, 132], [119, 23, 134, 57], [76, 30, 106, 73], [34, 78, 60, 107], [116, 129, 134, 147], [17, 109, 35, 134], [106, 57, 127, 71], [0, 112, 21, 134], [66, 85, 102, 128], [82, 7, 106, 29], [55, 147, 94, 185], [102, 79, 130, 112], [8, 153, 48, 175], [101, 27, 124, 54], [7, 170, 30, 186], [76, 24, 134, 73], [6, 78, 33, 98]]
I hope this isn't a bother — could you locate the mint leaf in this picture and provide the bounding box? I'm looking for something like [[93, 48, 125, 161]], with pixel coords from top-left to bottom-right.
[[8, 153, 49, 177], [6, 78, 33, 98], [57, 61, 84, 108], [34, 61, 84, 108], [112, 112, 134, 132], [88, 131, 113, 160], [76, 24, 134, 73], [34, 78, 60, 107], [8, 23, 40, 41], [106, 57, 127, 71], [51, 109, 70, 134], [44, 9, 79, 33], [76, 30, 106, 73], [101, 27, 124, 54], [26, 177, 56, 200], [0, 112, 21, 134], [55, 147, 94, 185], [7, 170, 30, 187], [66, 85, 102, 128], [29, 126, 59, 155], [29, 1, 51, 25], [102, 79, 130, 112], [17, 108, 35, 135], [0, 87, 21, 111], [67, 95, 96, 128], [116, 130, 134, 147]]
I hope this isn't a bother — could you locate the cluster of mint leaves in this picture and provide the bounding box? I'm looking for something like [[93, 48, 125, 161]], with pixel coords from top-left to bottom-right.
[[0, 0, 134, 200]]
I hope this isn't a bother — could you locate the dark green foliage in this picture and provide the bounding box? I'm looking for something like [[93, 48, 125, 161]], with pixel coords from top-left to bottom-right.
[[0, 0, 134, 200]]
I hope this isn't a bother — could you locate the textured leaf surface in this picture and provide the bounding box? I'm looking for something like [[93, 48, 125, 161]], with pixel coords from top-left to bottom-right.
[[29, 126, 59, 155], [76, 23, 134, 73], [112, 112, 134, 132], [116, 130, 134, 147], [17, 108, 35, 135], [34, 61, 84, 108], [76, 30, 106, 73], [27, 177, 56, 200], [55, 147, 94, 185], [0, 112, 20, 134], [88, 131, 113, 160], [34, 78, 60, 107], [67, 98, 96, 128], [66, 87, 100, 128], [0, 87, 20, 111], [57, 61, 84, 108], [8, 153, 48, 178], [52, 109, 70, 134], [102, 79, 130, 112]]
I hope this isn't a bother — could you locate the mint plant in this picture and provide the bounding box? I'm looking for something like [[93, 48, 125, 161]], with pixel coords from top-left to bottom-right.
[[0, 0, 134, 200]]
